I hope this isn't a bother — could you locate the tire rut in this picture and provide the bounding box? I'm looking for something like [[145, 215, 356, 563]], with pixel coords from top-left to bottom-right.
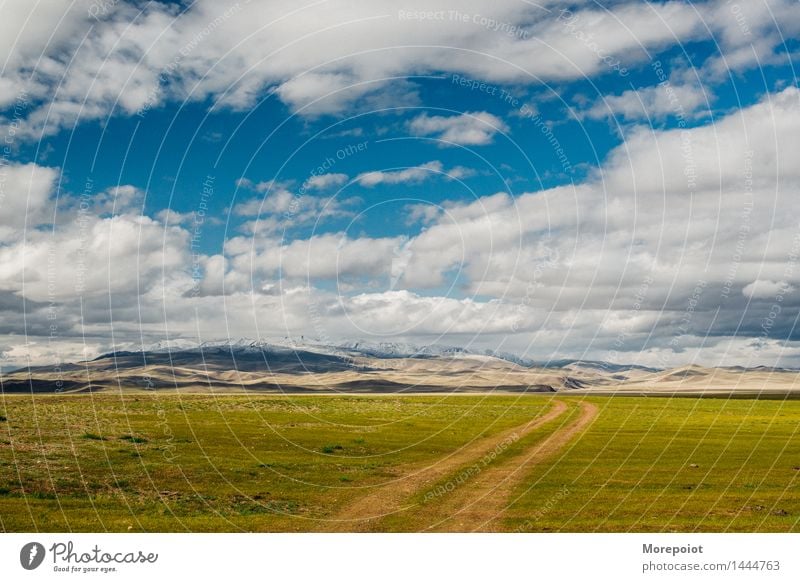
[[321, 399, 570, 532], [428, 400, 599, 532]]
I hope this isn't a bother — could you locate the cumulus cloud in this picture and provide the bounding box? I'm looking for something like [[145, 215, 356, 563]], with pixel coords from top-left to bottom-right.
[[156, 208, 223, 227], [92, 185, 145, 215], [336, 290, 537, 336], [742, 280, 793, 300], [5, 86, 800, 367], [3, 2, 800, 368], [408, 111, 509, 145], [6, 0, 796, 138], [179, 87, 800, 366], [355, 161, 474, 187], [0, 161, 195, 369], [0, 162, 59, 241], [356, 161, 444, 187], [306, 173, 348, 190], [232, 185, 359, 237], [233, 233, 403, 282], [0, 214, 189, 302], [583, 84, 709, 122], [236, 178, 287, 193]]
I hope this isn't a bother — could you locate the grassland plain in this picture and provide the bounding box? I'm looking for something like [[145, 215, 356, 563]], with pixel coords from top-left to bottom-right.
[[0, 394, 798, 532]]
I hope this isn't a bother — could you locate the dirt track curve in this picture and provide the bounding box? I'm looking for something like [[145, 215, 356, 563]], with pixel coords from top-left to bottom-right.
[[322, 399, 574, 532], [428, 400, 599, 532]]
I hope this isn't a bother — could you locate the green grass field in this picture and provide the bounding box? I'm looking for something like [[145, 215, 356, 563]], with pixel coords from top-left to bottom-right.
[[1, 394, 798, 532]]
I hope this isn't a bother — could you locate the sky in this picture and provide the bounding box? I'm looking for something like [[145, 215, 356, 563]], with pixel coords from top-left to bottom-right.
[[0, 0, 799, 370]]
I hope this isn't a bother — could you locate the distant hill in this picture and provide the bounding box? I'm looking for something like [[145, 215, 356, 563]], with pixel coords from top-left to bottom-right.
[[3, 339, 798, 395]]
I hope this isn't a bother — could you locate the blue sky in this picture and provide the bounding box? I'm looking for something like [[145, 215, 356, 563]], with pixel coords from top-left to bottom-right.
[[26, 43, 792, 251], [1, 0, 799, 368]]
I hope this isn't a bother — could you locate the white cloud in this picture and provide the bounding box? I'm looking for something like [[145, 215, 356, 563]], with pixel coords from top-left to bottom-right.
[[92, 185, 144, 215], [447, 166, 477, 180], [408, 111, 508, 145], [156, 208, 195, 226], [306, 173, 348, 190], [742, 280, 793, 300], [233, 186, 358, 236], [600, 86, 800, 197], [356, 161, 444, 187], [355, 160, 474, 187], [698, 0, 800, 80], [336, 290, 536, 336], [237, 233, 403, 282], [0, 214, 189, 302], [404, 204, 442, 225], [583, 84, 709, 122], [8, 0, 794, 137], [0, 162, 59, 241], [186, 87, 800, 365], [3, 2, 800, 367], [156, 208, 223, 228], [234, 189, 296, 217], [236, 178, 285, 193], [274, 72, 371, 115], [4, 88, 800, 367]]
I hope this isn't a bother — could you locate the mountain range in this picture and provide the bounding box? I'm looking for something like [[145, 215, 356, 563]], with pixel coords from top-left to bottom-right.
[[2, 339, 798, 396]]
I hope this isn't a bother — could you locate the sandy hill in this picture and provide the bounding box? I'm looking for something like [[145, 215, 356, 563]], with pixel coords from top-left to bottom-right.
[[3, 340, 798, 395]]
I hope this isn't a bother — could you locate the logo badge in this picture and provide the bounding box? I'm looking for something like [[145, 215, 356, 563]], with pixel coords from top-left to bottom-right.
[[20, 542, 46, 570]]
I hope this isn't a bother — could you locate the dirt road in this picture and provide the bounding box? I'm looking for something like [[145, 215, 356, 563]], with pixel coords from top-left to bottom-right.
[[322, 399, 571, 532], [427, 400, 599, 532]]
